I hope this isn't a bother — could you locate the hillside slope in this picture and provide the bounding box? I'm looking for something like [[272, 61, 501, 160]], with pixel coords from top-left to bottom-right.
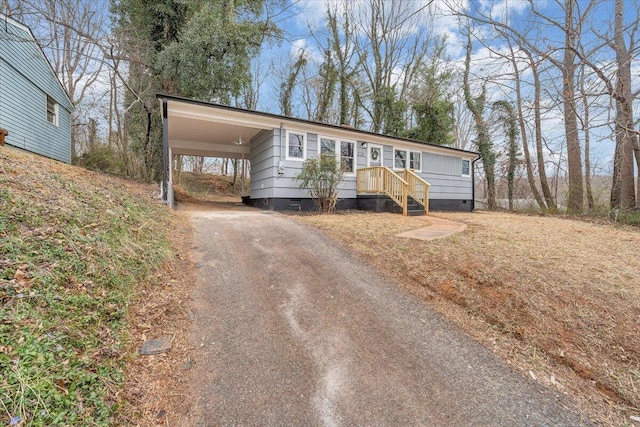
[[0, 147, 192, 426]]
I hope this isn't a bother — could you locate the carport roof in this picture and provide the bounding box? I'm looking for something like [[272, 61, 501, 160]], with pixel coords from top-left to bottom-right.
[[157, 93, 480, 160]]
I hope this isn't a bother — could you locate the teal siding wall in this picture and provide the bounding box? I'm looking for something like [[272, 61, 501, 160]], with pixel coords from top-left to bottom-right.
[[0, 17, 72, 163]]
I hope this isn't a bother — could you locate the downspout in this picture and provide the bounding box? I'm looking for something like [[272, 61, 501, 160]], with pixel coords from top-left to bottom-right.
[[161, 97, 169, 204], [471, 156, 480, 211]]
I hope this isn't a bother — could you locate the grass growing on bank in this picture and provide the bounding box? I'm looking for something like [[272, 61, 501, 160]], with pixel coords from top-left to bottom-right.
[[0, 148, 172, 426]]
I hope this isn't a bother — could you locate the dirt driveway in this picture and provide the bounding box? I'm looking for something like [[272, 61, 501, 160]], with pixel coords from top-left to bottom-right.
[[184, 210, 588, 426]]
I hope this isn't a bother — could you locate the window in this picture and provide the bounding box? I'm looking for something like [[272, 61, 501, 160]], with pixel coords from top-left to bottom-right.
[[46, 95, 58, 126], [410, 151, 421, 171], [287, 131, 306, 160], [318, 136, 356, 174], [395, 149, 422, 170], [394, 149, 407, 169], [462, 159, 471, 176], [320, 137, 336, 155], [340, 141, 355, 173]]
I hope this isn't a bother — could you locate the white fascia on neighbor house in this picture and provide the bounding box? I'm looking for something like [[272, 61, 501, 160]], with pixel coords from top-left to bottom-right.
[[0, 13, 73, 163], [158, 94, 479, 212]]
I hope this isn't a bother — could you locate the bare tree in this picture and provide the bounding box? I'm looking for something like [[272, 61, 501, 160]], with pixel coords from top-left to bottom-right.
[[492, 100, 518, 211], [3, 0, 107, 159], [351, 0, 433, 133], [463, 30, 497, 210]]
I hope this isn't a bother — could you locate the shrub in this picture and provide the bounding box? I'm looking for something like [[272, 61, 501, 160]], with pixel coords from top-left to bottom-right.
[[295, 155, 344, 213]]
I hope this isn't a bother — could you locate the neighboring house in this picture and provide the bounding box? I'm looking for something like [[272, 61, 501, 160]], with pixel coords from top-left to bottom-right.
[[0, 13, 72, 163], [158, 94, 480, 214]]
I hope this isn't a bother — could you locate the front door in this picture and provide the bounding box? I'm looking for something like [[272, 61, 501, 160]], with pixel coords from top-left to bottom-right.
[[368, 144, 383, 167]]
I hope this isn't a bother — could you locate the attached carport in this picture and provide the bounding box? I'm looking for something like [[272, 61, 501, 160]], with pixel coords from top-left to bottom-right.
[[157, 94, 279, 208]]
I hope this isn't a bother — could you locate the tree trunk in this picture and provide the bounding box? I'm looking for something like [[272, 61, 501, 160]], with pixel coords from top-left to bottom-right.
[[529, 55, 557, 210], [579, 67, 595, 210], [507, 40, 546, 210], [563, 0, 584, 213], [232, 159, 238, 185], [610, 0, 636, 209], [463, 33, 497, 210]]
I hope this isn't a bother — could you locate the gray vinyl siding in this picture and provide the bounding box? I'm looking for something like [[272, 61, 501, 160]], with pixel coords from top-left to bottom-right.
[[250, 127, 473, 202], [272, 130, 357, 199], [249, 129, 277, 199], [0, 18, 72, 163], [419, 153, 472, 199]]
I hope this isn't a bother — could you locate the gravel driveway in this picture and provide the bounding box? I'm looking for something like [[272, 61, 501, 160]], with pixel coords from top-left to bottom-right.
[[185, 210, 588, 426]]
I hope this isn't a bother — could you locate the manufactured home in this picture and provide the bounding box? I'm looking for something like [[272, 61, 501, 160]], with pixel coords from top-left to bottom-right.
[[158, 94, 479, 214], [0, 13, 72, 163]]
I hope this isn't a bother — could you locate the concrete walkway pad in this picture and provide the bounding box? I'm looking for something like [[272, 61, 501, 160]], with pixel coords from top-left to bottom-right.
[[396, 215, 467, 241]]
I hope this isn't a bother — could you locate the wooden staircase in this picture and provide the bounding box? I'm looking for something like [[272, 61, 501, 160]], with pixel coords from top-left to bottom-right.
[[356, 166, 430, 216], [385, 197, 426, 216]]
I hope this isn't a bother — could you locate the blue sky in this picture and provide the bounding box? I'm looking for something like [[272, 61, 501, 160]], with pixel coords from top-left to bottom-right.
[[255, 0, 638, 173]]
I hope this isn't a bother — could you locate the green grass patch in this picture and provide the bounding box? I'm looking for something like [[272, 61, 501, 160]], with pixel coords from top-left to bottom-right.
[[0, 151, 172, 426]]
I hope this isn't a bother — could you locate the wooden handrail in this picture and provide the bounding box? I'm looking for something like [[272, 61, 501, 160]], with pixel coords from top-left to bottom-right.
[[357, 166, 409, 215], [403, 169, 431, 214]]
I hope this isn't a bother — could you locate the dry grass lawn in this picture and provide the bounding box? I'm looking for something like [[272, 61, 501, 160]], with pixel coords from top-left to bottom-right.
[[296, 211, 640, 426]]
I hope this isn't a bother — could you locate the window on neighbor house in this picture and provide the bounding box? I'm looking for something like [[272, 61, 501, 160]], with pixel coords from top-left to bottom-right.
[[287, 131, 305, 160], [409, 151, 422, 171], [340, 141, 355, 173], [46, 95, 58, 126], [462, 159, 471, 176], [394, 149, 407, 169]]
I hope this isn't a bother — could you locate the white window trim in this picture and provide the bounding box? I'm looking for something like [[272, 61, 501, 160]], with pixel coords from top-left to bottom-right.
[[317, 135, 337, 157], [394, 148, 423, 172], [393, 148, 408, 170], [46, 95, 59, 127], [368, 143, 384, 167], [461, 159, 471, 177], [339, 139, 357, 176], [317, 135, 357, 175], [409, 151, 422, 172], [285, 130, 307, 161]]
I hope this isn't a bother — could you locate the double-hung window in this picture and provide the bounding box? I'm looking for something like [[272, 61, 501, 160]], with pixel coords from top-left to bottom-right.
[[394, 149, 407, 169], [409, 152, 421, 171], [340, 141, 355, 174], [318, 136, 355, 174], [462, 159, 471, 176], [395, 149, 422, 171], [46, 95, 58, 126], [287, 131, 306, 160], [320, 137, 336, 156]]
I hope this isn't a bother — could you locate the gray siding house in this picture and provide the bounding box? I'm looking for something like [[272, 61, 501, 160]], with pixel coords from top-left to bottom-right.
[[0, 14, 72, 163], [158, 94, 479, 213]]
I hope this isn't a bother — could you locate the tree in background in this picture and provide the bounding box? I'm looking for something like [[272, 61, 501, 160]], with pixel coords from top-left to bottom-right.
[[156, 0, 276, 104], [492, 101, 519, 211], [112, 0, 277, 181], [405, 39, 455, 145], [463, 31, 497, 210]]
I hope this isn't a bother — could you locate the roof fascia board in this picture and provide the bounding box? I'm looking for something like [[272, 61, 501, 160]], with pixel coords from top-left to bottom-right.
[[160, 94, 480, 159]]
